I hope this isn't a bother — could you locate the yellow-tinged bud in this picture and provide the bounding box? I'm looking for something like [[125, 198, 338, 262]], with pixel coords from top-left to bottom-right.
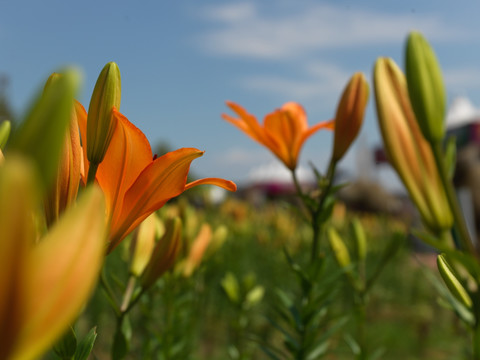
[[182, 224, 212, 277], [332, 72, 369, 162], [327, 227, 351, 269], [351, 218, 367, 261], [0, 120, 11, 150], [87, 62, 121, 165], [221, 272, 240, 304], [130, 213, 159, 277], [406, 31, 446, 143], [437, 254, 472, 308], [373, 57, 453, 232], [140, 217, 182, 289], [207, 225, 228, 256]]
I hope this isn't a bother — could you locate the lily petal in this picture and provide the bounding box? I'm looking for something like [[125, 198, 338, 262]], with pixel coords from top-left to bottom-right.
[[0, 158, 37, 360], [108, 147, 204, 252], [223, 101, 333, 170], [185, 177, 237, 192], [222, 101, 268, 145], [96, 109, 152, 221], [14, 187, 106, 360]]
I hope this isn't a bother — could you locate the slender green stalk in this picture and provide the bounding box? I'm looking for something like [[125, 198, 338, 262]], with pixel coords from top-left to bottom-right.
[[291, 160, 337, 263], [86, 162, 99, 185], [311, 160, 337, 263], [355, 293, 367, 360], [473, 323, 480, 360], [120, 276, 137, 312], [100, 269, 121, 316], [431, 142, 477, 257]]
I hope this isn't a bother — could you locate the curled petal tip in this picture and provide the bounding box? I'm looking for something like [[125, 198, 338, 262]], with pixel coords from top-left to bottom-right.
[[186, 178, 237, 192]]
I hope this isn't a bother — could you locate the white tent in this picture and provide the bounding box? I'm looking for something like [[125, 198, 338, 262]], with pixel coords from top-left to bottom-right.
[[446, 97, 480, 130]]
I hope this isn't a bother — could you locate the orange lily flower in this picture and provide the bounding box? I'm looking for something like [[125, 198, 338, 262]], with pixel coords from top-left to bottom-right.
[[222, 102, 334, 170], [78, 106, 236, 252]]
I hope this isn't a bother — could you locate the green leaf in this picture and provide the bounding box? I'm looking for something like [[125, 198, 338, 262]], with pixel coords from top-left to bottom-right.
[[260, 344, 287, 360], [74, 327, 97, 360], [305, 340, 330, 360], [53, 326, 77, 359], [266, 316, 299, 352], [344, 333, 361, 355]]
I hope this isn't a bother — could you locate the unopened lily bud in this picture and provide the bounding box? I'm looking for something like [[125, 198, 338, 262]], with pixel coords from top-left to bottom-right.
[[374, 57, 453, 232], [437, 254, 472, 308], [44, 74, 82, 226], [221, 272, 240, 304], [87, 62, 121, 165], [327, 227, 351, 269], [130, 213, 159, 277], [140, 217, 182, 289], [182, 224, 212, 277], [332, 72, 369, 162], [10, 69, 79, 191], [405, 31, 446, 143], [207, 225, 228, 256], [351, 218, 367, 261], [0, 120, 11, 150]]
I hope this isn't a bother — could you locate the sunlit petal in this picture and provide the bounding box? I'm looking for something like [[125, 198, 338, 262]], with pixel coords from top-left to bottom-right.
[[96, 109, 152, 221], [222, 101, 266, 144], [75, 101, 89, 183], [185, 177, 237, 192], [108, 148, 204, 251], [13, 187, 106, 360], [0, 158, 37, 360]]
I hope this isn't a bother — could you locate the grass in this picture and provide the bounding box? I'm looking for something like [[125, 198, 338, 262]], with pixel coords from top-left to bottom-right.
[[45, 197, 469, 359]]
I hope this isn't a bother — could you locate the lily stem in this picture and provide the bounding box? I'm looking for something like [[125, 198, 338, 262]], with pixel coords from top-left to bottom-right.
[[311, 160, 337, 263], [120, 276, 137, 313], [100, 268, 121, 317], [86, 162, 99, 185], [431, 141, 477, 257]]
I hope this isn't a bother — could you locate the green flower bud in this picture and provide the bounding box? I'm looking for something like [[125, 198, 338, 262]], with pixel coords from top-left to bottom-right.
[[245, 285, 265, 308], [351, 218, 367, 261], [437, 254, 472, 308], [10, 68, 79, 190], [405, 31, 446, 143], [221, 272, 240, 304], [327, 227, 351, 269], [87, 62, 121, 165]]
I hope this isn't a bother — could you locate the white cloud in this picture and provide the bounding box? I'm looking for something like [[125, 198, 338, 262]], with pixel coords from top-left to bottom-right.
[[240, 61, 352, 100], [214, 146, 272, 166], [199, 2, 464, 60]]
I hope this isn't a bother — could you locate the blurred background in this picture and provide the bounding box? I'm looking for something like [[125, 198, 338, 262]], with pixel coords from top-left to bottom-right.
[[2, 0, 480, 188]]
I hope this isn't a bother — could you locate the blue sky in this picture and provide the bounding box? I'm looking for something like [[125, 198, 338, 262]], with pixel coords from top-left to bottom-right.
[[2, 0, 480, 186]]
